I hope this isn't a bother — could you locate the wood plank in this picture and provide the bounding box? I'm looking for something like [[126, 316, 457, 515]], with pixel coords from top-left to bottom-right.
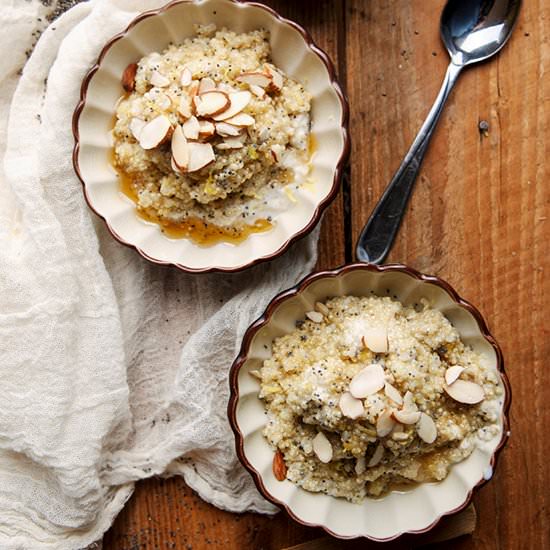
[[346, 2, 550, 550], [104, 1, 346, 548]]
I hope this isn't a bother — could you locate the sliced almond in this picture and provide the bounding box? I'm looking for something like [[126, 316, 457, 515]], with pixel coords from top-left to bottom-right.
[[272, 450, 287, 481], [187, 142, 215, 172], [156, 92, 171, 111], [444, 379, 485, 404], [198, 120, 216, 140], [392, 430, 410, 442], [212, 91, 252, 121], [250, 84, 266, 98], [194, 90, 230, 117], [122, 62, 138, 92], [349, 364, 385, 399], [355, 456, 366, 475], [264, 64, 284, 92], [392, 409, 421, 425], [445, 365, 465, 386], [403, 391, 418, 412], [216, 137, 245, 150], [170, 156, 181, 174], [270, 147, 279, 162], [312, 432, 333, 463], [417, 412, 437, 444], [224, 113, 255, 127], [150, 70, 170, 88], [249, 369, 262, 380], [339, 392, 364, 420], [177, 96, 192, 120], [180, 67, 192, 87], [367, 443, 384, 467], [376, 409, 396, 437], [236, 71, 273, 89], [138, 115, 172, 150], [215, 122, 243, 137], [198, 77, 216, 94], [361, 326, 388, 353], [384, 382, 403, 406], [305, 311, 323, 323], [171, 125, 189, 171], [315, 302, 330, 316], [129, 118, 146, 141], [182, 116, 200, 140]]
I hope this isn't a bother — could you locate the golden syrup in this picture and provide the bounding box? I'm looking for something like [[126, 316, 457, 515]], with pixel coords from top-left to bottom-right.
[[109, 148, 272, 246]]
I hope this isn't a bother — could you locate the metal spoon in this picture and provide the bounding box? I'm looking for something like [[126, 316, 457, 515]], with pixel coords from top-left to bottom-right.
[[356, 0, 521, 265]]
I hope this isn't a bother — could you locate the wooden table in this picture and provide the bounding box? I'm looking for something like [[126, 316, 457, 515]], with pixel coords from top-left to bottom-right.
[[104, 0, 550, 548]]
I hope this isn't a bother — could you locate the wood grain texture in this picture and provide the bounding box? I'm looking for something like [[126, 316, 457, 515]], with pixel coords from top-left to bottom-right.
[[104, 0, 550, 548]]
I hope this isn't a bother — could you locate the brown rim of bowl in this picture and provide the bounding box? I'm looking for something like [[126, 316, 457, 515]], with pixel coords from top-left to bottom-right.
[[72, 0, 350, 274], [228, 262, 511, 541]]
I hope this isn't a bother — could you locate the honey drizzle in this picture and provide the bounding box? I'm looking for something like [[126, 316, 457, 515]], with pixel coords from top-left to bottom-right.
[[110, 149, 272, 246]]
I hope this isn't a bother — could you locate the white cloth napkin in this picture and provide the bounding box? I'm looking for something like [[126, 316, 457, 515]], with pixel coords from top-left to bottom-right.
[[0, 1, 319, 547]]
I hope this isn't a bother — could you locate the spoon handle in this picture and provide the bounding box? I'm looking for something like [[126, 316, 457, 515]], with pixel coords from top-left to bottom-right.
[[356, 62, 463, 264]]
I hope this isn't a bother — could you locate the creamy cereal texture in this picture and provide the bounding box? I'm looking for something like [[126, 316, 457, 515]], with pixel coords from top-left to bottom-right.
[[112, 25, 312, 244], [259, 296, 502, 502]]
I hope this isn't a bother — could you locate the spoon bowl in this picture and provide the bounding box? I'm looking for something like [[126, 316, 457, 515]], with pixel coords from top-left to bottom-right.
[[441, 0, 521, 66], [356, 0, 521, 265]]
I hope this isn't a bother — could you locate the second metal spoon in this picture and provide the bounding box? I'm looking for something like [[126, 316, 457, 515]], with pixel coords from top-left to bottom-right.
[[356, 0, 521, 265]]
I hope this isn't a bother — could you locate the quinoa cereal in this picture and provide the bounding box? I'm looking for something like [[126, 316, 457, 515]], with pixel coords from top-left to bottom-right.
[[111, 24, 313, 245], [258, 296, 503, 502]]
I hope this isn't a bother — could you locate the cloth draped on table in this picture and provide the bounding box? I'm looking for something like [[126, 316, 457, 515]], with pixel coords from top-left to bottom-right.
[[0, 1, 319, 547]]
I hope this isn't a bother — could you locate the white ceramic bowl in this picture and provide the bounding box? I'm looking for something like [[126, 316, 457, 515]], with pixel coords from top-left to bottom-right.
[[229, 263, 511, 540], [72, 0, 349, 273]]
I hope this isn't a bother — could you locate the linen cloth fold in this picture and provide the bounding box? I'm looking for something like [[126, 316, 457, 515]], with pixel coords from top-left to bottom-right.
[[0, 1, 319, 547]]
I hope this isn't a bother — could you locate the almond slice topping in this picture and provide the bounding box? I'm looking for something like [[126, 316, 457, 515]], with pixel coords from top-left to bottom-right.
[[180, 67, 192, 87], [182, 116, 200, 140], [384, 382, 403, 406], [212, 91, 252, 121], [250, 84, 266, 98], [312, 432, 333, 463], [361, 326, 388, 353], [129, 118, 146, 141], [444, 379, 485, 404], [224, 113, 255, 127], [368, 443, 384, 467], [198, 120, 215, 139], [215, 122, 242, 138], [272, 450, 287, 481], [445, 365, 465, 386], [264, 64, 284, 92], [236, 71, 273, 89], [216, 137, 245, 150], [177, 96, 192, 119], [138, 115, 172, 150], [392, 409, 421, 425], [194, 91, 230, 117], [170, 156, 181, 174], [171, 125, 189, 171], [339, 392, 364, 419], [417, 412, 437, 444], [198, 77, 216, 94], [376, 409, 396, 437], [122, 63, 138, 92], [187, 142, 215, 172], [305, 311, 323, 323], [150, 70, 170, 88], [349, 364, 385, 399]]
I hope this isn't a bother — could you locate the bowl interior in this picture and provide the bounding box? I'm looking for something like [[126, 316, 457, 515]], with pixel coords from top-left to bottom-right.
[[75, 0, 346, 271], [234, 266, 507, 539]]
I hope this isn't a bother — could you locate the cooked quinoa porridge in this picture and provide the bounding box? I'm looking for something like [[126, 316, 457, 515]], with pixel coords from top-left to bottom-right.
[[111, 24, 313, 244], [258, 295, 503, 502]]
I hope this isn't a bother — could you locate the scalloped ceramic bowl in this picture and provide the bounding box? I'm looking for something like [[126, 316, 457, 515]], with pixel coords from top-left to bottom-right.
[[72, 0, 349, 273], [229, 263, 511, 540]]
